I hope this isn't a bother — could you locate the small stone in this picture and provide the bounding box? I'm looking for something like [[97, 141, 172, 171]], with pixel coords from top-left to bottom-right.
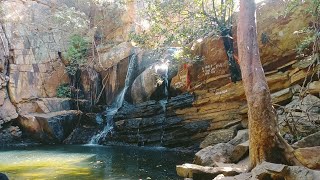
[[228, 129, 248, 146], [230, 141, 249, 163]]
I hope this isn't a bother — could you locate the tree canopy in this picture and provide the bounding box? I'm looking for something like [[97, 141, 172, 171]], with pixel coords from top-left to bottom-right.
[[130, 0, 236, 49]]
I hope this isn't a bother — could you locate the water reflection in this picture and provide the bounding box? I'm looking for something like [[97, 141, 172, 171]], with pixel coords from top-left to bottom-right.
[[0, 145, 192, 180]]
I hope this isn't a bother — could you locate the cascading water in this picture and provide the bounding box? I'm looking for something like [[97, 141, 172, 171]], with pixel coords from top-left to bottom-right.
[[155, 60, 169, 145], [88, 52, 137, 144]]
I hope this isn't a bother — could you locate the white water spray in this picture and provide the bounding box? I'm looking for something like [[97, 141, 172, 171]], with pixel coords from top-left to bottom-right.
[[88, 53, 137, 145]]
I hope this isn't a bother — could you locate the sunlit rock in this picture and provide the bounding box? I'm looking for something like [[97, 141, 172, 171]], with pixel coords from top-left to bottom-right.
[[176, 163, 245, 179], [294, 146, 320, 170], [195, 143, 235, 166]]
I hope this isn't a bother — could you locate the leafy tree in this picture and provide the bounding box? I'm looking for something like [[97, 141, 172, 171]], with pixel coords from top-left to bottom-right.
[[131, 0, 241, 82]]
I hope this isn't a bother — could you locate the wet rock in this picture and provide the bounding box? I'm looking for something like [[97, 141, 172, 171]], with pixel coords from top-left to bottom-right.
[[165, 93, 195, 111], [228, 129, 249, 146], [64, 126, 97, 144], [176, 163, 246, 180], [294, 146, 320, 170], [99, 57, 129, 105], [75, 99, 92, 113], [200, 129, 236, 148], [230, 141, 249, 163], [0, 126, 22, 145], [18, 110, 80, 143], [111, 115, 209, 147], [102, 93, 209, 148], [194, 143, 235, 166], [114, 100, 163, 119], [80, 68, 101, 101], [293, 131, 320, 148], [1, 126, 21, 137], [80, 113, 100, 126]]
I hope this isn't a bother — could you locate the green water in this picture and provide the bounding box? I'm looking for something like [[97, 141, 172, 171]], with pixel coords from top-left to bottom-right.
[[0, 145, 192, 180]]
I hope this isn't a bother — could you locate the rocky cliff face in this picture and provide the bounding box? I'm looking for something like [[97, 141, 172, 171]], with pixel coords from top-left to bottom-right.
[[87, 0, 319, 148], [0, 0, 319, 148], [0, 24, 19, 143]]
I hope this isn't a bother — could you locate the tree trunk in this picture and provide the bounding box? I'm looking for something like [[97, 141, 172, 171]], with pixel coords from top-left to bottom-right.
[[237, 0, 291, 168]]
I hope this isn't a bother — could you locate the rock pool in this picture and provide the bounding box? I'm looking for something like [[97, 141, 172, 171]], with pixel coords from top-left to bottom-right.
[[0, 145, 192, 180]]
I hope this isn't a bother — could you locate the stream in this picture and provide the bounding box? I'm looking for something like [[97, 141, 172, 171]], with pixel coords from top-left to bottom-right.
[[0, 145, 192, 180]]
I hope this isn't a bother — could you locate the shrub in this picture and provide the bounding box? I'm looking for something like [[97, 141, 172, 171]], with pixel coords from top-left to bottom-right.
[[56, 83, 71, 98], [65, 35, 89, 75]]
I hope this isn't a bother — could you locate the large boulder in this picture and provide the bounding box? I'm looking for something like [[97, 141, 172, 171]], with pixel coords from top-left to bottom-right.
[[230, 141, 249, 163], [131, 64, 160, 104], [95, 42, 134, 71], [131, 48, 180, 104], [18, 110, 80, 143], [16, 98, 81, 143], [131, 60, 178, 103], [176, 163, 245, 180], [194, 143, 235, 166], [200, 129, 236, 148]]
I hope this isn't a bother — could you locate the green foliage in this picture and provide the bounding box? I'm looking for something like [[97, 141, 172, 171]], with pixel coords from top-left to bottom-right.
[[296, 30, 316, 54], [172, 47, 204, 63], [130, 0, 235, 50], [286, 0, 320, 55], [65, 35, 89, 75], [56, 84, 71, 98]]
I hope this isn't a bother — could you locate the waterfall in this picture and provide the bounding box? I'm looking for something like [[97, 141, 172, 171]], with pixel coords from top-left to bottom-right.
[[157, 61, 169, 145], [88, 52, 137, 145]]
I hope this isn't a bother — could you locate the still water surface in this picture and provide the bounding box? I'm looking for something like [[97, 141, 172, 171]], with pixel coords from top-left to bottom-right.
[[0, 145, 192, 180]]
